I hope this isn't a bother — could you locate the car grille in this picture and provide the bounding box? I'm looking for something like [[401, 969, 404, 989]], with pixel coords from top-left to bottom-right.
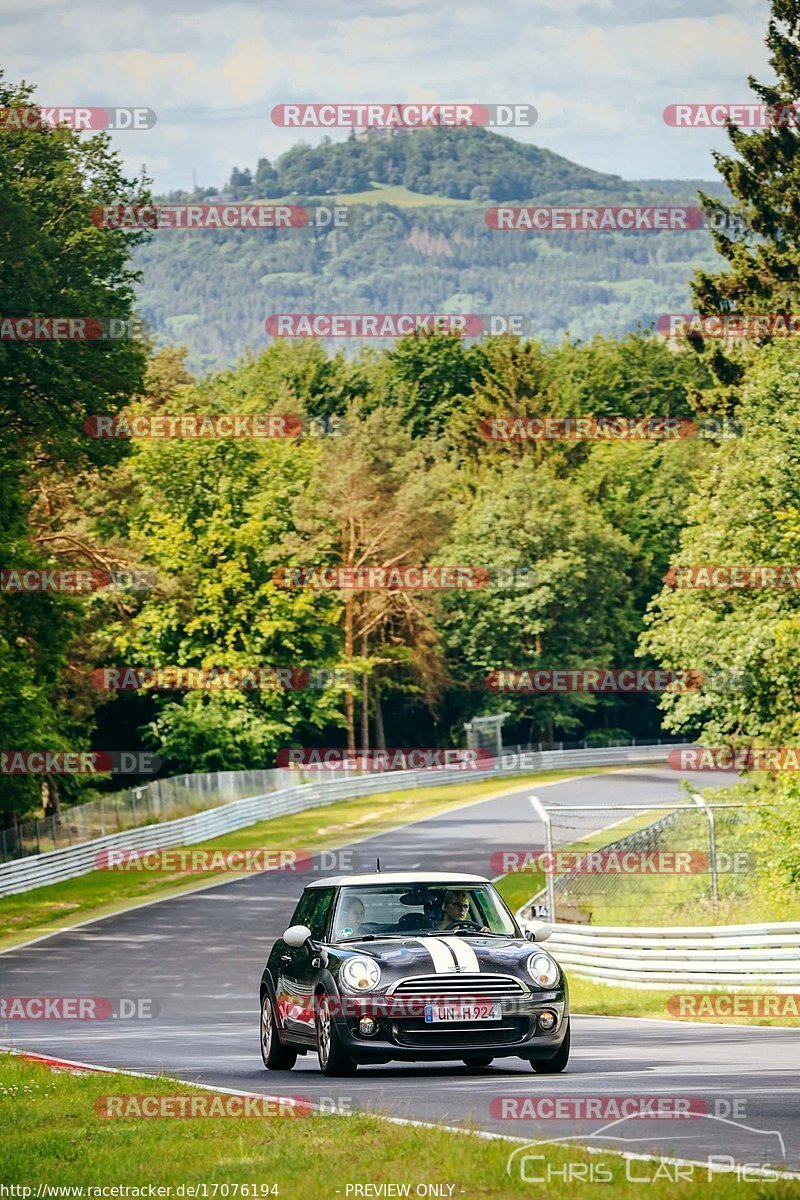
[[389, 973, 527, 999], [393, 1022, 527, 1048]]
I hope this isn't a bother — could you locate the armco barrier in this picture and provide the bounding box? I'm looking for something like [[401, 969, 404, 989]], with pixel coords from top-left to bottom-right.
[[519, 918, 800, 989], [0, 742, 689, 897]]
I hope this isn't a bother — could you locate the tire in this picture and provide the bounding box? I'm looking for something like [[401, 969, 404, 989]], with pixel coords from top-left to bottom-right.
[[260, 992, 297, 1071], [531, 1019, 570, 1074], [315, 992, 357, 1077], [463, 1056, 494, 1069]]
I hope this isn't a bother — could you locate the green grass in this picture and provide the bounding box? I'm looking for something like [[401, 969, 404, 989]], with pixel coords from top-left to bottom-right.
[[494, 867, 547, 914], [569, 976, 800, 1027], [334, 182, 473, 207], [0, 769, 609, 950], [2, 1054, 797, 1195]]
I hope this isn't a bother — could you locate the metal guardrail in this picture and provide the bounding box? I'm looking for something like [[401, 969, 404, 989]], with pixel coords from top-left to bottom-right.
[[519, 918, 800, 989], [0, 768, 291, 863], [0, 742, 689, 897], [0, 735, 687, 864]]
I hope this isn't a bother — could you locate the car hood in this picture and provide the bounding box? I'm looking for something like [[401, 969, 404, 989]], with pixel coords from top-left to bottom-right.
[[333, 934, 539, 976]]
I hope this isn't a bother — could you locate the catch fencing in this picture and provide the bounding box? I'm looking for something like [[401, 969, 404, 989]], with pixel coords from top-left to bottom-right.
[[516, 792, 799, 988], [0, 741, 689, 896]]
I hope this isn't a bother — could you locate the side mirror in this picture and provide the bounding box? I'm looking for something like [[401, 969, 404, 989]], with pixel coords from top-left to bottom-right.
[[526, 921, 552, 943], [283, 923, 312, 948]]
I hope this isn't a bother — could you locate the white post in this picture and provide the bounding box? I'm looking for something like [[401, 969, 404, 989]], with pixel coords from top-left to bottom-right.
[[691, 792, 719, 914], [528, 794, 556, 923]]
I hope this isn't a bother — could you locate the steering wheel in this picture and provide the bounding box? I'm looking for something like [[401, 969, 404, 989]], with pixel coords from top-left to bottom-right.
[[443, 919, 482, 931]]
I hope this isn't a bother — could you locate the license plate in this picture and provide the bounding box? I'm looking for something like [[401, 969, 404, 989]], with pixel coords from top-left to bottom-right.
[[424, 1002, 501, 1023]]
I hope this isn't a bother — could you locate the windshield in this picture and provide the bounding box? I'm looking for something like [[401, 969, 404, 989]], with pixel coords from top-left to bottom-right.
[[330, 883, 518, 941]]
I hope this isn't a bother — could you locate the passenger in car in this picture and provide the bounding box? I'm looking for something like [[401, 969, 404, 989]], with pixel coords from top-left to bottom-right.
[[336, 895, 365, 938]]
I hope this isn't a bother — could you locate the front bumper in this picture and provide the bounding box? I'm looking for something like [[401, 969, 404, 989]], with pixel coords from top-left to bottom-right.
[[332, 989, 568, 1063]]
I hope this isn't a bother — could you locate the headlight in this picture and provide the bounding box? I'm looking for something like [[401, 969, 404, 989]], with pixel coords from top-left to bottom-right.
[[527, 952, 559, 987], [340, 957, 382, 992]]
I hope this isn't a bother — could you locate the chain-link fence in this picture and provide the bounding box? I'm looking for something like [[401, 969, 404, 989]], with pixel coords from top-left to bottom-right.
[[521, 796, 767, 926], [0, 769, 294, 863]]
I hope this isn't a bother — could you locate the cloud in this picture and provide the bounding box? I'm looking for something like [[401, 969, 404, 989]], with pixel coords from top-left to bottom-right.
[[0, 0, 774, 187]]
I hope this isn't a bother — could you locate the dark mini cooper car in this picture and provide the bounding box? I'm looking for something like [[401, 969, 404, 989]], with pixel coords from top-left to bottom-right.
[[259, 872, 569, 1076]]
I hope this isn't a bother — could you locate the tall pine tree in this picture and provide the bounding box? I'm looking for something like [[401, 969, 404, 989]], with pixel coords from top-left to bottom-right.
[[690, 1, 800, 397]]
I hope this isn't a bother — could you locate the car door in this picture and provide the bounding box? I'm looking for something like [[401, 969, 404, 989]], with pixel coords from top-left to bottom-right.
[[276, 887, 335, 1042]]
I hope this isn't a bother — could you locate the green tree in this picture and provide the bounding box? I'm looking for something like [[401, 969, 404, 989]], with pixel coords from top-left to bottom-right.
[[691, 1, 800, 395], [0, 73, 149, 820], [641, 343, 800, 744], [298, 404, 453, 751], [439, 459, 637, 743]]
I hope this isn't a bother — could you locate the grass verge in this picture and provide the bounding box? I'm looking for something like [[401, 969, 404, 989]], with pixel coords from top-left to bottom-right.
[[568, 976, 800, 1027], [1, 1053, 796, 1196], [0, 769, 607, 951]]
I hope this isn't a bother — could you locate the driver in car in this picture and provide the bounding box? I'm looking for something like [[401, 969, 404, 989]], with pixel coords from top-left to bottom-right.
[[436, 889, 489, 932]]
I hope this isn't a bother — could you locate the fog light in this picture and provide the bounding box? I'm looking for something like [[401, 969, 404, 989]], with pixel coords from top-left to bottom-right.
[[538, 1009, 557, 1031], [359, 1016, 377, 1036]]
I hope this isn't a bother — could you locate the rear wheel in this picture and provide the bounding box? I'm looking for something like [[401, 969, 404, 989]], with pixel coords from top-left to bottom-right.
[[531, 1020, 570, 1074], [316, 993, 357, 1077], [260, 993, 297, 1070], [463, 1056, 494, 1069]]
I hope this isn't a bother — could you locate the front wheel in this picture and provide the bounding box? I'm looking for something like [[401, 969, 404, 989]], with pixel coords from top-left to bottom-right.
[[316, 992, 357, 1077], [260, 993, 297, 1070], [531, 1019, 570, 1074]]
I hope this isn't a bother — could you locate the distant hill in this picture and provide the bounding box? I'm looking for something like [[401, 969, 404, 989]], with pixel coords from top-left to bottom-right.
[[137, 131, 728, 372], [267, 126, 624, 202]]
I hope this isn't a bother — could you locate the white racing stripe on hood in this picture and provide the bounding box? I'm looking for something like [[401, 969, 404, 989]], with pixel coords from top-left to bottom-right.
[[413, 937, 458, 973], [438, 936, 480, 973]]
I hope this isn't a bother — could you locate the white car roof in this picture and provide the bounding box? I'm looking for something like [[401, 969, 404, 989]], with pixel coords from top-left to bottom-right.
[[305, 872, 491, 888]]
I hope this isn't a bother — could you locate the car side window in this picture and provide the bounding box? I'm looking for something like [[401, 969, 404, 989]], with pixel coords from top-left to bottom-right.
[[307, 888, 334, 939], [289, 888, 334, 940]]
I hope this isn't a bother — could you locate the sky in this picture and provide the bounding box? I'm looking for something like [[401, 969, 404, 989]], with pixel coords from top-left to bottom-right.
[[2, 0, 773, 193]]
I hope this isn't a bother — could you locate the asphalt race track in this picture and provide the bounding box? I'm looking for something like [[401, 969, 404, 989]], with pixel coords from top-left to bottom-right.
[[2, 768, 798, 1176]]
